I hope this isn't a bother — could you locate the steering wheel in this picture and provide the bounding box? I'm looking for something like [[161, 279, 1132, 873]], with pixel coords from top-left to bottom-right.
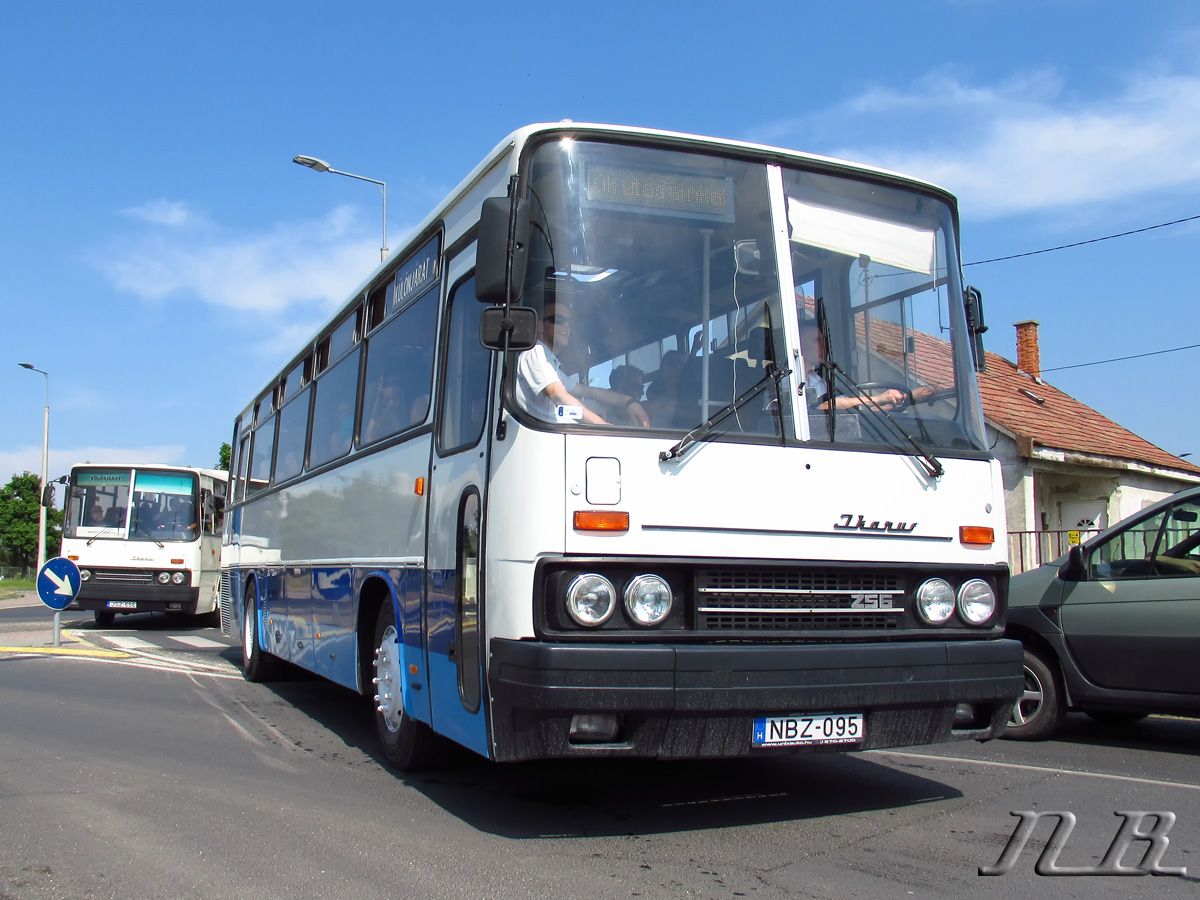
[[855, 381, 914, 411]]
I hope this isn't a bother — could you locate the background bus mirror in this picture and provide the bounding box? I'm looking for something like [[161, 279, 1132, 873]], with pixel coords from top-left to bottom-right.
[[475, 196, 530, 304], [964, 285, 988, 372], [479, 306, 537, 351], [41, 483, 55, 507]]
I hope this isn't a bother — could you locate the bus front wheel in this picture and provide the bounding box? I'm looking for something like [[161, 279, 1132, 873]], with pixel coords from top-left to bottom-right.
[[373, 602, 438, 771]]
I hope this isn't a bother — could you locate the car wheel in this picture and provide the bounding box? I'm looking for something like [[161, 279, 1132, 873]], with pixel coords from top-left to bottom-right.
[[1005, 646, 1065, 741], [373, 601, 439, 771]]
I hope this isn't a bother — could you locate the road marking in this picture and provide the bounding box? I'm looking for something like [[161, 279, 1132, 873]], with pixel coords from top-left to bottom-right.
[[168, 635, 227, 649], [104, 635, 159, 650], [872, 749, 1200, 792], [0, 645, 129, 659]]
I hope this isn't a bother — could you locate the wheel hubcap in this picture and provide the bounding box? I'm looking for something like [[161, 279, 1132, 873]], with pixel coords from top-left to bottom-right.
[[374, 624, 403, 732], [1009, 663, 1044, 727]]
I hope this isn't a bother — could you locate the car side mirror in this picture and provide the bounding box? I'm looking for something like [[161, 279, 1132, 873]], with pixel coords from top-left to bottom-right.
[[1059, 544, 1087, 582]]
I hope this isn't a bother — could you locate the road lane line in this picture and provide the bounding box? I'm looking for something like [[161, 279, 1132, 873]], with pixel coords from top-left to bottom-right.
[[168, 635, 227, 649], [872, 749, 1200, 792], [103, 635, 159, 650]]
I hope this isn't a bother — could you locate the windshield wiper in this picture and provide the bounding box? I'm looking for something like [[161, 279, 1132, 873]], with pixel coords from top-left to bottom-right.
[[660, 364, 791, 463], [132, 519, 165, 548], [824, 362, 944, 479]]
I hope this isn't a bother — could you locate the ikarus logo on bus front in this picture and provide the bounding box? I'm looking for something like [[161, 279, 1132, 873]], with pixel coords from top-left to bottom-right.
[[834, 514, 918, 534]]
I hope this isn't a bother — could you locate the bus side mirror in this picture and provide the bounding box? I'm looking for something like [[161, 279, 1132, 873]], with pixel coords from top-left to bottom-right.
[[1059, 544, 1087, 582], [964, 285, 988, 372], [479, 306, 537, 351], [41, 483, 55, 507], [475, 196, 530, 304]]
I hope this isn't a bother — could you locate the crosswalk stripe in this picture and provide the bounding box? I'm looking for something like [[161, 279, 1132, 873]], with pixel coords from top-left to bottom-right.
[[168, 635, 226, 649], [104, 635, 158, 650]]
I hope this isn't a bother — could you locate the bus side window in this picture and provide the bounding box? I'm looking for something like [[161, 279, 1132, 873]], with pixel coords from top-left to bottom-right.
[[247, 415, 275, 497], [273, 387, 310, 483], [361, 290, 438, 446], [309, 346, 362, 469]]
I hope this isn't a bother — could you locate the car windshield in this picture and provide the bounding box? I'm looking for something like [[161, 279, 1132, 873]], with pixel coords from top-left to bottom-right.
[[513, 138, 987, 454]]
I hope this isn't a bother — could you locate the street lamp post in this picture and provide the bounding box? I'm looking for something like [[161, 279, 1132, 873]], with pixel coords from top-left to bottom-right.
[[18, 363, 49, 575], [292, 155, 388, 262]]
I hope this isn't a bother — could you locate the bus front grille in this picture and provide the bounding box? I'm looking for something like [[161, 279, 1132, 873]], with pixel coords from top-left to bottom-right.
[[92, 568, 155, 585], [695, 568, 905, 631]]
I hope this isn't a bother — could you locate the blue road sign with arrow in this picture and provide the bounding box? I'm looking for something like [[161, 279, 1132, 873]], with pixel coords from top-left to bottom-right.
[[37, 557, 81, 611]]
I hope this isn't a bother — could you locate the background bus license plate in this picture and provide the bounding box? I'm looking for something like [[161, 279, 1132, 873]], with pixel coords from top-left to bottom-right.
[[753, 713, 864, 747], [106, 601, 137, 609]]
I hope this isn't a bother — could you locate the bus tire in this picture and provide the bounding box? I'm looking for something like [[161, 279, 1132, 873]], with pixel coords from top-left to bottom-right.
[[373, 601, 438, 771], [94, 610, 115, 628], [241, 592, 281, 682]]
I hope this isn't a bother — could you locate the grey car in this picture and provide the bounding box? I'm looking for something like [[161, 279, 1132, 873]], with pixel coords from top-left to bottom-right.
[[1005, 486, 1200, 740]]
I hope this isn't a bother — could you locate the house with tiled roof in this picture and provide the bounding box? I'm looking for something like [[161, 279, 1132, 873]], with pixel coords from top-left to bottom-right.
[[983, 320, 1200, 572]]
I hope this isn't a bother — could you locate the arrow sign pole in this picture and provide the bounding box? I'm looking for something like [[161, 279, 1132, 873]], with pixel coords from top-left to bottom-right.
[[37, 557, 81, 647]]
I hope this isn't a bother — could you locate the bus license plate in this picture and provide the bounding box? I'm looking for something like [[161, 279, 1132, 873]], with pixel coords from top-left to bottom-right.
[[106, 601, 137, 609], [753, 712, 864, 747]]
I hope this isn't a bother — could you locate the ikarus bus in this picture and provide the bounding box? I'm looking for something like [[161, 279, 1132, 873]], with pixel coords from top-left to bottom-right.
[[61, 464, 227, 627], [221, 123, 1022, 769]]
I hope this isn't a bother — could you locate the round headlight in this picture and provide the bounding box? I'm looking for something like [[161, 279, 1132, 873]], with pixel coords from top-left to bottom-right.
[[957, 578, 996, 625], [171, 571, 186, 585], [79, 569, 91, 582], [623, 574, 673, 627], [157, 571, 170, 584], [564, 574, 616, 627], [915, 578, 955, 625]]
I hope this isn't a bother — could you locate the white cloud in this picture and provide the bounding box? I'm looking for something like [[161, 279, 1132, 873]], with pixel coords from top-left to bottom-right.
[[93, 204, 398, 315], [753, 64, 1200, 219], [0, 445, 188, 485]]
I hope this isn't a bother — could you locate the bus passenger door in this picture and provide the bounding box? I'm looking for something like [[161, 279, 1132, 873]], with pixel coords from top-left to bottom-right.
[[424, 264, 492, 758]]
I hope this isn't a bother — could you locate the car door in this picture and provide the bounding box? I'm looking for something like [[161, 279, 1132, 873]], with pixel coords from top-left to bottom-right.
[[1060, 496, 1200, 694]]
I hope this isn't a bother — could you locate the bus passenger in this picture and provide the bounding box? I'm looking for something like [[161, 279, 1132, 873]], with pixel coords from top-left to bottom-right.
[[515, 304, 650, 427], [86, 504, 105, 526]]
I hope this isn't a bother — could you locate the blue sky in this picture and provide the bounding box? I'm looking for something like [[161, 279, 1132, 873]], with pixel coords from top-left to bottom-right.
[[4, 0, 1200, 483]]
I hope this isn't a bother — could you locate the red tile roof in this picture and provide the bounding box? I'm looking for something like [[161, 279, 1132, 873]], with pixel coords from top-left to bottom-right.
[[978, 348, 1200, 475]]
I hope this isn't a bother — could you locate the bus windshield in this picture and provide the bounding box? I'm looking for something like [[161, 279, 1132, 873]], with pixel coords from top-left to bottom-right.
[[517, 138, 987, 454], [65, 467, 200, 542]]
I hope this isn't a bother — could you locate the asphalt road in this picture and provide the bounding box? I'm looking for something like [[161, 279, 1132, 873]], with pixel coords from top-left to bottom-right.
[[2, 593, 1198, 900]]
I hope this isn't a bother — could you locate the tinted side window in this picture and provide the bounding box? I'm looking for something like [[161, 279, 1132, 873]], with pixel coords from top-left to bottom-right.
[[309, 346, 362, 469], [439, 276, 492, 453], [361, 291, 438, 446], [274, 389, 310, 483], [248, 415, 275, 497]]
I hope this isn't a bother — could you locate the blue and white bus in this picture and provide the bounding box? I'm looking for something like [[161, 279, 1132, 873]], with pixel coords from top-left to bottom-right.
[[221, 123, 1021, 769]]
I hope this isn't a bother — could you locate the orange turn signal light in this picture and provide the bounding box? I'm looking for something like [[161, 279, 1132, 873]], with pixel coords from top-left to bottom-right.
[[573, 510, 629, 532], [414, 477, 425, 496], [960, 526, 995, 546]]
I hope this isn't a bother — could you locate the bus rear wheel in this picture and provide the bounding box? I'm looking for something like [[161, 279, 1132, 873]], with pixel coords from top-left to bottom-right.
[[241, 591, 281, 682], [373, 602, 438, 771]]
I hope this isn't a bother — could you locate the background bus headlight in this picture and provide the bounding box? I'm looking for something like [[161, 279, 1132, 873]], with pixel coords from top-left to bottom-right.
[[623, 574, 672, 626], [564, 574, 616, 627], [79, 569, 91, 581], [171, 571, 186, 585], [957, 579, 996, 625], [157, 572, 171, 584], [915, 578, 955, 624]]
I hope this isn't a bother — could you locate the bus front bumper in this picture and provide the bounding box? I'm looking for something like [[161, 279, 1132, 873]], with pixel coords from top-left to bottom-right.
[[487, 638, 1023, 761], [72, 583, 202, 616]]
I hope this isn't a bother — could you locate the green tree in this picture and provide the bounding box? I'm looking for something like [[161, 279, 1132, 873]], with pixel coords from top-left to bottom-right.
[[0, 471, 63, 577], [217, 442, 231, 471]]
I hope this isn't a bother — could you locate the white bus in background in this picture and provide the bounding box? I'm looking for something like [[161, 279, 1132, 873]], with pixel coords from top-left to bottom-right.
[[222, 122, 1021, 770], [61, 464, 227, 627]]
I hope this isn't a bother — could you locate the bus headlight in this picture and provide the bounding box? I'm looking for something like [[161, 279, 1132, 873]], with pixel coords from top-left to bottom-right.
[[957, 579, 996, 625], [623, 574, 672, 626], [157, 572, 171, 584], [564, 574, 616, 627], [79, 569, 91, 582], [915, 578, 955, 625], [171, 571, 186, 585]]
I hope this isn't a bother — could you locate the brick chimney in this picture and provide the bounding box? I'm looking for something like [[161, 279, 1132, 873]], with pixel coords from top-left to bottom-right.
[[1014, 319, 1041, 381]]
